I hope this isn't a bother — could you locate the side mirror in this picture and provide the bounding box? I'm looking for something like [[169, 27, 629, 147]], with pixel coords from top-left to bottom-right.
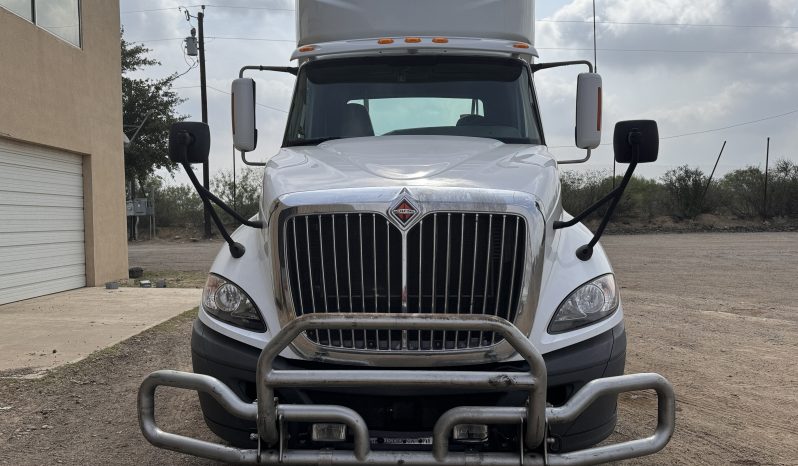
[[613, 120, 659, 164], [575, 72, 602, 150], [231, 78, 257, 152], [168, 121, 210, 164]]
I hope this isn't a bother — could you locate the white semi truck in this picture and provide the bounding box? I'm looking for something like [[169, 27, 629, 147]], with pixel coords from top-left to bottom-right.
[[138, 1, 675, 464]]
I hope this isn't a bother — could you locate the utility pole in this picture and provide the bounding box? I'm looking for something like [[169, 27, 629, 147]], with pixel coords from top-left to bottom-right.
[[198, 5, 211, 239], [701, 140, 726, 208], [764, 137, 770, 219]]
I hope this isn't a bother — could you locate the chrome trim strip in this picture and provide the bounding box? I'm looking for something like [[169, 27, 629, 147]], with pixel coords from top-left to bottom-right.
[[455, 213, 465, 347], [290, 219, 304, 312], [493, 215, 507, 344], [270, 187, 545, 367], [304, 217, 317, 318]]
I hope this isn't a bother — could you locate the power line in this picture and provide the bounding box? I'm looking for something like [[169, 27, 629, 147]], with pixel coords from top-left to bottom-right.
[[660, 108, 798, 140], [131, 36, 295, 43], [202, 4, 294, 11], [121, 6, 798, 31], [548, 107, 798, 148], [538, 18, 798, 30], [174, 84, 289, 113], [537, 47, 798, 56], [206, 85, 288, 113], [207, 36, 294, 43], [120, 7, 181, 14], [121, 4, 294, 14], [129, 36, 798, 56]]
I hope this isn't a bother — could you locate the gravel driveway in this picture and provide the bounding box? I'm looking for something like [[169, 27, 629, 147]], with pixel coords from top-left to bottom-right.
[[1, 232, 796, 465]]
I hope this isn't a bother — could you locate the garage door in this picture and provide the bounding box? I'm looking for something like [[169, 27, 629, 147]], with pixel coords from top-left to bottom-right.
[[0, 138, 86, 305]]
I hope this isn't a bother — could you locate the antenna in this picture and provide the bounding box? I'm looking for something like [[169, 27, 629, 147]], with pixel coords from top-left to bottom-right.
[[592, 0, 598, 72]]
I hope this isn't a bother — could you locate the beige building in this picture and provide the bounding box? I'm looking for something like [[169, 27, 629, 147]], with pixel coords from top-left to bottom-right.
[[0, 0, 128, 304]]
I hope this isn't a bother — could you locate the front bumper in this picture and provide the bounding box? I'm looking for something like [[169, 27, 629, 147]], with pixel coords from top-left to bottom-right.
[[138, 314, 674, 465], [192, 318, 626, 453]]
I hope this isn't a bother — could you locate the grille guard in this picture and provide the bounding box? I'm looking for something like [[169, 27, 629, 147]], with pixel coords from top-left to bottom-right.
[[138, 314, 675, 465]]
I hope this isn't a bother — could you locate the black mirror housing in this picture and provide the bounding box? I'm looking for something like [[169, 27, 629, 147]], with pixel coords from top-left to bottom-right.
[[169, 122, 211, 165], [613, 120, 659, 164]]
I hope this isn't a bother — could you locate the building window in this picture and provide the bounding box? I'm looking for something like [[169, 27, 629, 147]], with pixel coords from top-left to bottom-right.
[[0, 0, 81, 48], [36, 0, 81, 47], [0, 0, 33, 21]]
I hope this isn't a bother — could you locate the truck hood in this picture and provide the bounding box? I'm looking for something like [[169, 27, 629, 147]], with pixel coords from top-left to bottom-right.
[[263, 135, 560, 214]]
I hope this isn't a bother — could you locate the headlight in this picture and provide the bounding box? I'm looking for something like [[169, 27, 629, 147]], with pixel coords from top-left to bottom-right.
[[202, 275, 266, 332], [548, 274, 619, 334]]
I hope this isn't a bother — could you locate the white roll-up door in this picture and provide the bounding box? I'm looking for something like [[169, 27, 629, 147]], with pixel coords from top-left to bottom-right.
[[0, 138, 86, 305]]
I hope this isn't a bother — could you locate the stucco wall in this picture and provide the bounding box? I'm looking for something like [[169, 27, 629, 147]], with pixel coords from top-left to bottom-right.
[[0, 0, 128, 286]]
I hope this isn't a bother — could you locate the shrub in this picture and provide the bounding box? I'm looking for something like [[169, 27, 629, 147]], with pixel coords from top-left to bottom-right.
[[560, 170, 612, 217], [561, 170, 667, 221], [768, 159, 798, 217], [661, 166, 708, 219], [154, 183, 203, 228], [212, 167, 263, 224], [720, 167, 765, 218]]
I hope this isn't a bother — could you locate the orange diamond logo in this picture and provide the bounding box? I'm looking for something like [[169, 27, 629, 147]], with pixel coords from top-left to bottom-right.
[[390, 196, 419, 227]]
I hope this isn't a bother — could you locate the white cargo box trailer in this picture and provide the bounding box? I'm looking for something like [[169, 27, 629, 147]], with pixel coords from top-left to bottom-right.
[[297, 0, 535, 46]]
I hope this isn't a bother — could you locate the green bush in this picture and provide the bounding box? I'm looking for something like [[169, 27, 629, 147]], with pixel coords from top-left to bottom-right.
[[560, 170, 668, 221], [720, 167, 765, 218], [212, 167, 263, 224], [720, 159, 798, 218], [560, 170, 611, 217], [768, 159, 798, 216], [154, 183, 203, 228], [133, 159, 798, 236], [661, 165, 709, 219]]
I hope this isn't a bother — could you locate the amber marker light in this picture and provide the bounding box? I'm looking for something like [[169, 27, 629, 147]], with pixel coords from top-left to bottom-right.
[[298, 45, 316, 52], [512, 42, 530, 49], [377, 38, 395, 44], [432, 37, 449, 44], [405, 37, 422, 43]]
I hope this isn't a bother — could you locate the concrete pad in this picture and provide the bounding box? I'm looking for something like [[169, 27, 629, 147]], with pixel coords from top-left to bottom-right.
[[0, 287, 201, 377]]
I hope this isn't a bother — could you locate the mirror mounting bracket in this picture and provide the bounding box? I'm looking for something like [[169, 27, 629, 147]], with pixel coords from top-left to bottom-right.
[[234, 65, 299, 167], [532, 61, 599, 165], [553, 134, 642, 261], [181, 162, 262, 259], [169, 122, 263, 259]]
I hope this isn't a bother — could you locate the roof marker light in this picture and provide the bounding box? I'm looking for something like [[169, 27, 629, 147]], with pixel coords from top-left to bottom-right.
[[432, 37, 449, 44], [405, 37, 422, 43], [377, 38, 394, 44], [298, 45, 316, 52], [512, 42, 530, 49]]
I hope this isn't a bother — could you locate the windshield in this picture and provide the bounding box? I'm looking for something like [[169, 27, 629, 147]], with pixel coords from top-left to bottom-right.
[[284, 56, 543, 146]]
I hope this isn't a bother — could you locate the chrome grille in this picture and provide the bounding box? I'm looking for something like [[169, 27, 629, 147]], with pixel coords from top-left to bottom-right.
[[284, 212, 527, 352]]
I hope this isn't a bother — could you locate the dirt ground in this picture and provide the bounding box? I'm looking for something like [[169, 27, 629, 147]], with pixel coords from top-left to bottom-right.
[[1, 232, 796, 465]]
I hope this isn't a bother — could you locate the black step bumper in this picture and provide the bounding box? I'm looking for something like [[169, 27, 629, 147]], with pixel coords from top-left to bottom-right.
[[191, 318, 626, 453]]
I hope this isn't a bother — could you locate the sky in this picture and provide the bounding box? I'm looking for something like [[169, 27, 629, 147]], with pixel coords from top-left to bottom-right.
[[119, 0, 798, 184]]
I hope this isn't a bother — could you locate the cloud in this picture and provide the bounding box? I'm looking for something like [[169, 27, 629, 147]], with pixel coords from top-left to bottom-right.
[[535, 0, 798, 177], [121, 0, 798, 184]]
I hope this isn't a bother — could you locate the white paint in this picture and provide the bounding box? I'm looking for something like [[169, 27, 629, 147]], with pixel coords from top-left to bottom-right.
[[231, 78, 258, 152], [296, 0, 535, 46], [200, 139, 619, 359], [575, 72, 603, 150]]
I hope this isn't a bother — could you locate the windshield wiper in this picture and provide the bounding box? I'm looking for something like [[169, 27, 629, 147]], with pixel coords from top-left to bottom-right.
[[283, 137, 342, 147]]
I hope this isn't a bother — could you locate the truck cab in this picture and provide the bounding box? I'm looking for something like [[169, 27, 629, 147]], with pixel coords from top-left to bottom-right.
[[139, 1, 674, 464]]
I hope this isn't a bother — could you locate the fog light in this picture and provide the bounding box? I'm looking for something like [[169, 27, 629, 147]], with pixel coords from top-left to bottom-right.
[[312, 423, 347, 442], [453, 424, 488, 443]]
